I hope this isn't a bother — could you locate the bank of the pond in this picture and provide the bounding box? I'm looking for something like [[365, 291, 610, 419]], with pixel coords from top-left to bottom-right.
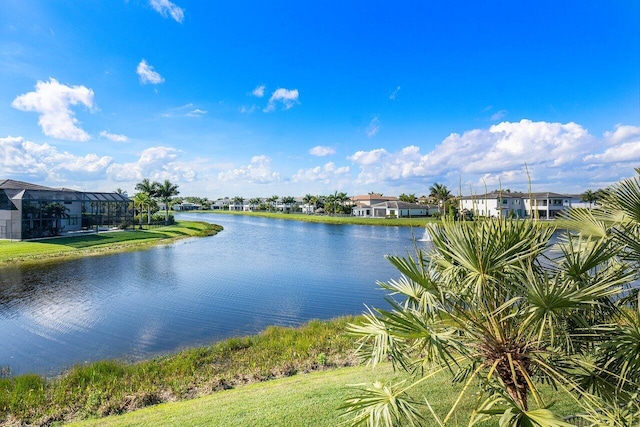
[[0, 315, 580, 427], [0, 221, 222, 266], [197, 210, 439, 227], [0, 317, 360, 426]]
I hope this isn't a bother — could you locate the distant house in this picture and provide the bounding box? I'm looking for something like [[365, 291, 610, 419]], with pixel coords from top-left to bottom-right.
[[172, 201, 201, 211], [0, 179, 131, 240], [459, 192, 580, 219], [351, 193, 398, 207], [211, 198, 230, 210], [353, 201, 430, 218]]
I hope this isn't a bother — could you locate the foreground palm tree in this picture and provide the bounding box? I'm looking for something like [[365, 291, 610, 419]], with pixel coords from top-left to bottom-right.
[[342, 213, 637, 426]]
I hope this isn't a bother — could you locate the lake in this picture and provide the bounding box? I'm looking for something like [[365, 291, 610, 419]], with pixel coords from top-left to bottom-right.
[[0, 214, 428, 376]]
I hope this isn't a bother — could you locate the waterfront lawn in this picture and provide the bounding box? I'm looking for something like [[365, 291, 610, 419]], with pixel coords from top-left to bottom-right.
[[68, 363, 580, 427], [0, 221, 222, 265], [0, 316, 580, 426], [201, 210, 439, 227]]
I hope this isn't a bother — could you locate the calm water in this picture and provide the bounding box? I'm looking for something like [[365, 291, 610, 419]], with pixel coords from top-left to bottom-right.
[[0, 214, 427, 376]]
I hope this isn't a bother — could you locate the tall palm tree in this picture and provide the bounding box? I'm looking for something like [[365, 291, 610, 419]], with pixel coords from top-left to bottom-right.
[[302, 194, 314, 214], [343, 215, 636, 426], [280, 196, 297, 213], [429, 182, 451, 215], [232, 196, 244, 211], [580, 189, 597, 208], [154, 180, 180, 224], [132, 193, 151, 229], [267, 195, 279, 212], [248, 197, 262, 211], [135, 179, 157, 225]]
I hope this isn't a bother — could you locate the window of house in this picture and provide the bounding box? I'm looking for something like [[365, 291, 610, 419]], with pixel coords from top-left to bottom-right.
[[514, 199, 520, 205], [502, 199, 508, 204]]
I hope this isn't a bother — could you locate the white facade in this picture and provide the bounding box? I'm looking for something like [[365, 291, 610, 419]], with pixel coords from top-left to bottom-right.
[[459, 192, 580, 219], [353, 201, 430, 218]]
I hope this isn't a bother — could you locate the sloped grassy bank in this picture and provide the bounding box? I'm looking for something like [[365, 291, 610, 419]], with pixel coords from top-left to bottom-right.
[[0, 221, 222, 265], [0, 317, 360, 426]]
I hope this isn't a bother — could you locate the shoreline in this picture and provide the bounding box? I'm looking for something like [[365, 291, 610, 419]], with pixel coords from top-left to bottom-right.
[[0, 221, 222, 267]]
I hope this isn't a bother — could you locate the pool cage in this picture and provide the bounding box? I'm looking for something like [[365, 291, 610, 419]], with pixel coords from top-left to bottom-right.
[[0, 184, 132, 240]]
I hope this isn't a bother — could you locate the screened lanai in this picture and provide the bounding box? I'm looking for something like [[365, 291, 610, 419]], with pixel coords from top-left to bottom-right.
[[0, 179, 131, 240]]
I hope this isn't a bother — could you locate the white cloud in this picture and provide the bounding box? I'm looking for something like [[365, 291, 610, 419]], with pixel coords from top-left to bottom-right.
[[11, 78, 94, 141], [0, 135, 111, 181], [240, 105, 257, 114], [99, 131, 128, 142], [217, 155, 281, 184], [264, 88, 299, 112], [186, 108, 207, 117], [106, 146, 195, 182], [389, 86, 401, 100], [366, 116, 380, 137], [149, 0, 184, 23], [292, 162, 350, 183], [346, 119, 631, 192], [585, 125, 640, 163], [137, 59, 165, 85], [490, 109, 508, 121], [309, 146, 335, 157], [252, 85, 265, 98], [603, 124, 640, 145]]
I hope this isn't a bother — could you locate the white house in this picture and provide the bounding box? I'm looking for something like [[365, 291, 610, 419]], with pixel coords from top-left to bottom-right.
[[172, 201, 201, 211], [353, 201, 430, 218], [459, 192, 580, 219]]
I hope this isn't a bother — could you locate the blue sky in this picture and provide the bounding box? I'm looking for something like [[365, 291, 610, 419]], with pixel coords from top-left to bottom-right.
[[1, 0, 639, 198]]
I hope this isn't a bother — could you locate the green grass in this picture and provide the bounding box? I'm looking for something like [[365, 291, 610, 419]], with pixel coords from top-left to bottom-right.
[[67, 363, 580, 427], [197, 210, 438, 227], [0, 221, 222, 265], [0, 317, 581, 426], [0, 317, 360, 425]]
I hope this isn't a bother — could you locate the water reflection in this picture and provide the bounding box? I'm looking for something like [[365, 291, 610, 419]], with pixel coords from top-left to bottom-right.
[[0, 214, 427, 375]]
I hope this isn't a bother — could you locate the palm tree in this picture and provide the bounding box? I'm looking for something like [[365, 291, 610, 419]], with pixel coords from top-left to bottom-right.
[[280, 196, 297, 213], [135, 179, 157, 225], [429, 182, 451, 215], [154, 180, 180, 224], [132, 193, 151, 229], [248, 197, 262, 211], [301, 194, 313, 214], [336, 191, 349, 214], [324, 193, 337, 215], [580, 189, 597, 208], [232, 196, 244, 211], [343, 215, 636, 426], [398, 193, 417, 203], [266, 195, 279, 212]]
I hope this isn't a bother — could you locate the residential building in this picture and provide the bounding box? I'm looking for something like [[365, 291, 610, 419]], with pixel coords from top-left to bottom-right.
[[353, 201, 431, 218], [459, 191, 580, 219], [172, 201, 201, 211], [0, 179, 131, 240], [351, 193, 398, 207]]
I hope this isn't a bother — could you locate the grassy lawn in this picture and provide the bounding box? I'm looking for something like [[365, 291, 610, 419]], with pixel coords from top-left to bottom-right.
[[0, 221, 222, 265], [196, 210, 438, 227], [0, 316, 581, 426], [68, 363, 580, 427]]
